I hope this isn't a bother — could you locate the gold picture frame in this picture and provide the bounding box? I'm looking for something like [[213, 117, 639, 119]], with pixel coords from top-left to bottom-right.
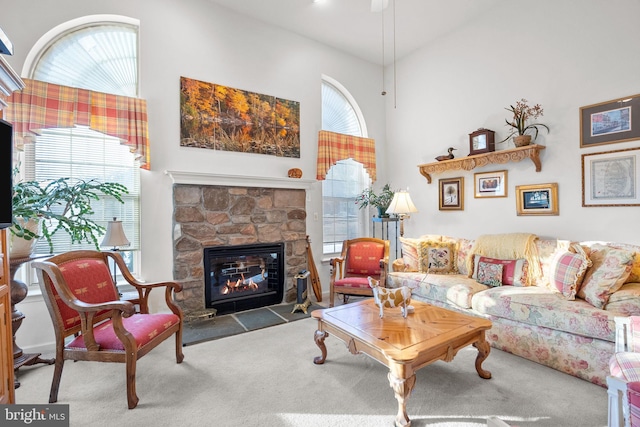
[[515, 183, 559, 216], [474, 170, 507, 198], [439, 177, 464, 210]]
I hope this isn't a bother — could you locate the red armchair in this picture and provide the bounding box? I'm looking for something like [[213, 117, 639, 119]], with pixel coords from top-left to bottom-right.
[[329, 237, 389, 307], [33, 250, 184, 409]]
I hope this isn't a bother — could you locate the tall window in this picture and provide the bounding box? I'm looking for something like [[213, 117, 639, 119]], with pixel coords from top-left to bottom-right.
[[21, 18, 141, 273], [321, 77, 370, 254]]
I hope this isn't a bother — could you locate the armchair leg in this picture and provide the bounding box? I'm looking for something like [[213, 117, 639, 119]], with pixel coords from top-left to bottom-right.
[[49, 358, 65, 404], [126, 357, 139, 409], [330, 290, 335, 308], [176, 330, 184, 363]]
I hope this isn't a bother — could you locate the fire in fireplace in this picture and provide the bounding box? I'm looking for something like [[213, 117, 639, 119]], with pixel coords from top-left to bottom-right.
[[204, 242, 284, 314]]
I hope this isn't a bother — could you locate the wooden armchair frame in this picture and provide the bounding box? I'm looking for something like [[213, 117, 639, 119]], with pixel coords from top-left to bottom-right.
[[33, 250, 184, 409], [329, 237, 389, 307]]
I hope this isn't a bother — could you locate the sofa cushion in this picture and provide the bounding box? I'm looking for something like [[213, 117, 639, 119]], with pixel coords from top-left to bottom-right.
[[454, 237, 474, 276], [476, 260, 504, 287], [577, 244, 634, 308], [471, 255, 528, 286], [605, 283, 640, 316], [418, 241, 457, 274], [399, 236, 442, 272], [387, 272, 487, 309], [610, 352, 640, 382], [471, 286, 616, 341], [549, 249, 591, 300]]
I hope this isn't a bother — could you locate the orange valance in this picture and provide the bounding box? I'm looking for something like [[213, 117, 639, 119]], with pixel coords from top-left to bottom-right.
[[4, 78, 150, 169], [316, 130, 376, 181]]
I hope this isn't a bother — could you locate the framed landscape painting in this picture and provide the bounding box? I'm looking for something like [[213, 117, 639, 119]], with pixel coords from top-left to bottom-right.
[[515, 183, 559, 216], [580, 94, 640, 148], [474, 170, 507, 198], [439, 177, 464, 210], [582, 147, 640, 207]]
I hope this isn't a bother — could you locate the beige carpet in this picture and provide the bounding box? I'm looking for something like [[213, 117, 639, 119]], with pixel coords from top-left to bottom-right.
[[15, 317, 607, 427]]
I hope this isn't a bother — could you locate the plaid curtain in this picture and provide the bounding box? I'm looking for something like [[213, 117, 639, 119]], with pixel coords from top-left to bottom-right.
[[316, 130, 376, 181], [4, 78, 150, 170]]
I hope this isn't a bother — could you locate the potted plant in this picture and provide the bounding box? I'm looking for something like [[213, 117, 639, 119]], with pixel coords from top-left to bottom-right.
[[11, 177, 129, 256], [499, 98, 550, 146], [355, 183, 395, 217]]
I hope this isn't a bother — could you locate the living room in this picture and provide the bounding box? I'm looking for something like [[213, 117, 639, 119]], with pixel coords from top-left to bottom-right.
[[1, 0, 639, 425]]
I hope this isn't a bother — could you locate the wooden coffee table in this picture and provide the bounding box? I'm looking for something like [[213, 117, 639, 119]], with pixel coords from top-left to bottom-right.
[[312, 299, 492, 427]]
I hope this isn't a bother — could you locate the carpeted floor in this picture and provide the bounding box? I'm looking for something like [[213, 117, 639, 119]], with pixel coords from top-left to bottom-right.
[[182, 302, 322, 346]]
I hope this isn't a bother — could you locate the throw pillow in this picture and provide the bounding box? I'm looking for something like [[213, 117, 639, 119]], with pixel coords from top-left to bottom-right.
[[418, 241, 456, 274], [549, 249, 591, 300], [605, 283, 640, 316], [476, 261, 503, 287], [398, 237, 423, 272], [471, 255, 528, 286], [577, 244, 635, 309]]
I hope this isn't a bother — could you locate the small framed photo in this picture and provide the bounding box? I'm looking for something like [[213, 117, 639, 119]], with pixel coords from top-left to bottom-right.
[[474, 170, 507, 198], [515, 183, 559, 216], [469, 128, 495, 156], [582, 147, 640, 207], [580, 94, 640, 148], [439, 177, 464, 210]]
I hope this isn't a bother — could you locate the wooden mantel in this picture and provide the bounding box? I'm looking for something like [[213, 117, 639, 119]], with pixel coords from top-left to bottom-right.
[[418, 144, 546, 183]]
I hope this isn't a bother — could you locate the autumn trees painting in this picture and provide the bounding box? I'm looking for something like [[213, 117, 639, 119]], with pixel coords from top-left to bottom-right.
[[180, 76, 300, 158]]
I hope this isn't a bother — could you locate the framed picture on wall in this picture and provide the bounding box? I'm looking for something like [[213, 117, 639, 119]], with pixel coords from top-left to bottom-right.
[[474, 170, 507, 198], [582, 147, 640, 207], [515, 183, 559, 216], [580, 94, 640, 148], [439, 177, 464, 210]]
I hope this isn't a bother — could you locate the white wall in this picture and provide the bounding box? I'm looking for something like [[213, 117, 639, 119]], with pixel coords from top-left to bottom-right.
[[1, 0, 385, 352], [386, 0, 640, 244]]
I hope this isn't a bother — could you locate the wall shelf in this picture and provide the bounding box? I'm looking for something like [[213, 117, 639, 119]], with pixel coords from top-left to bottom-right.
[[417, 144, 546, 183]]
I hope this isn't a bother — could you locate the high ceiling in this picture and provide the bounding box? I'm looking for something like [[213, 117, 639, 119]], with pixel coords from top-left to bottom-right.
[[207, 0, 505, 66]]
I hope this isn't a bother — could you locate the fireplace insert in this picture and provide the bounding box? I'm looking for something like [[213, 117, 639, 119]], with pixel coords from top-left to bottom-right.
[[203, 242, 284, 314]]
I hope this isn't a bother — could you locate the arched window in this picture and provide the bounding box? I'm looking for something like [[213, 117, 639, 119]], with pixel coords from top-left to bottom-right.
[[20, 16, 140, 274], [321, 76, 370, 254]]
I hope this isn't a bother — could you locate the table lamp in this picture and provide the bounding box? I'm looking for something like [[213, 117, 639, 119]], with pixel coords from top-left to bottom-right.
[[386, 190, 418, 237], [101, 217, 130, 283]]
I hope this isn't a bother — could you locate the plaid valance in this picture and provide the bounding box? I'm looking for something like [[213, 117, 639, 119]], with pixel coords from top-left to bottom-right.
[[316, 130, 376, 181], [4, 78, 150, 170]]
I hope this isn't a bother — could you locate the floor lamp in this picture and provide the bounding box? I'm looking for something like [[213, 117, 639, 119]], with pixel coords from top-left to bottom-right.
[[386, 190, 418, 237], [101, 217, 130, 285]]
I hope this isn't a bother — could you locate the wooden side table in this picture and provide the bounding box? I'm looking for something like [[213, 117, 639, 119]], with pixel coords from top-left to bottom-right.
[[9, 256, 54, 388]]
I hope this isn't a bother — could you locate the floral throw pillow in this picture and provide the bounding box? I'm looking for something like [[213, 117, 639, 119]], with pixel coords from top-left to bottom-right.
[[418, 241, 456, 274], [549, 249, 591, 300], [577, 244, 634, 309], [477, 261, 503, 287]]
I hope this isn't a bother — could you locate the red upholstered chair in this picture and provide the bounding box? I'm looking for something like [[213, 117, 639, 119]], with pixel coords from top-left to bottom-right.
[[329, 237, 389, 307], [32, 250, 184, 409]]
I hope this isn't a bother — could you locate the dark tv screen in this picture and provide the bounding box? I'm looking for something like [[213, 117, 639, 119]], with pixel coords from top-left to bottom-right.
[[0, 119, 12, 229]]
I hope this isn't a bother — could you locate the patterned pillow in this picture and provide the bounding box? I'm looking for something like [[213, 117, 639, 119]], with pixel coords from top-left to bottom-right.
[[549, 249, 591, 300], [605, 283, 640, 316], [577, 244, 635, 309], [471, 255, 528, 286], [399, 237, 438, 272], [455, 238, 475, 276], [477, 261, 503, 287], [418, 241, 456, 274]]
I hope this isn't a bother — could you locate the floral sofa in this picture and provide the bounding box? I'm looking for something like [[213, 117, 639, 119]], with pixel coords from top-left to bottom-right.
[[386, 233, 640, 386]]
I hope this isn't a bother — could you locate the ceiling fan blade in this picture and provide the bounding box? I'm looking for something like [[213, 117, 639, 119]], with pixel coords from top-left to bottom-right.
[[371, 0, 389, 13]]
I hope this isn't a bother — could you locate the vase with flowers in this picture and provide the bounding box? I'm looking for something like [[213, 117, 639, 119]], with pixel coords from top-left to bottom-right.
[[499, 98, 550, 147]]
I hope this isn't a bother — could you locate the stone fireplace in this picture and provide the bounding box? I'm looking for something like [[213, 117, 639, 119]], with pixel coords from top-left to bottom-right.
[[171, 179, 308, 317]]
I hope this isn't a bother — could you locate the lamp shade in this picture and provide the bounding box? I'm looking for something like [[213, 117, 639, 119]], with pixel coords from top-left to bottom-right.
[[101, 217, 130, 249], [386, 191, 418, 215]]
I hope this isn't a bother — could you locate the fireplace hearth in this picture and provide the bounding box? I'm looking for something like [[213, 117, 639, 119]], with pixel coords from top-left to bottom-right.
[[204, 242, 284, 314]]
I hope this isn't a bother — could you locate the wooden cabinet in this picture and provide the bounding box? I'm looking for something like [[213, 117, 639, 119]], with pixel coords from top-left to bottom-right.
[[0, 229, 15, 403], [417, 144, 546, 183]]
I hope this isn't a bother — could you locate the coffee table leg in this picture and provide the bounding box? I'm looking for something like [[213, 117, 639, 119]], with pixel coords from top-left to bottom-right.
[[313, 330, 329, 364], [388, 371, 416, 427], [473, 335, 492, 379]]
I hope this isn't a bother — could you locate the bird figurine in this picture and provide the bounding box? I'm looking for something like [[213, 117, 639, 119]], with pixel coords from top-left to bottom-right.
[[435, 147, 456, 161]]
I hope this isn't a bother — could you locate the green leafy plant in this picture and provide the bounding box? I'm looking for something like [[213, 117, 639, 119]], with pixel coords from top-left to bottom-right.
[[500, 98, 550, 142], [355, 184, 395, 211], [11, 177, 129, 253]]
